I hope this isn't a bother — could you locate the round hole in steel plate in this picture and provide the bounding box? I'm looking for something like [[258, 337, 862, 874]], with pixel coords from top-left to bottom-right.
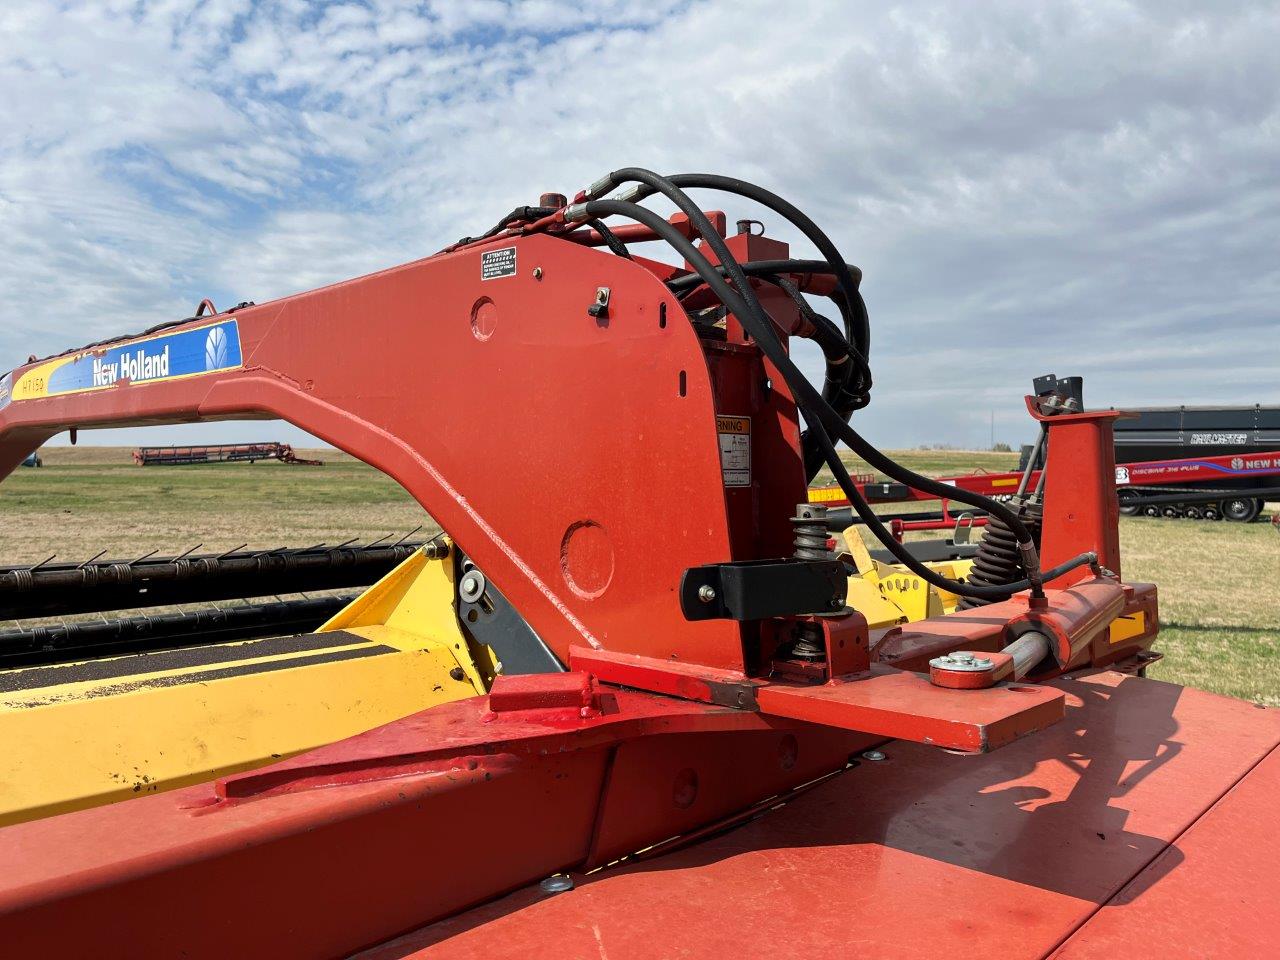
[[672, 768, 699, 809], [470, 297, 497, 341], [778, 734, 799, 771]]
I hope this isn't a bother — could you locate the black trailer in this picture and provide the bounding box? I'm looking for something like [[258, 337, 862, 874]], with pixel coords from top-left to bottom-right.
[[1018, 404, 1280, 522], [1112, 404, 1280, 463]]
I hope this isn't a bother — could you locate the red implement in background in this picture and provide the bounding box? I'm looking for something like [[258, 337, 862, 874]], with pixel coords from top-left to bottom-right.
[[133, 441, 323, 466]]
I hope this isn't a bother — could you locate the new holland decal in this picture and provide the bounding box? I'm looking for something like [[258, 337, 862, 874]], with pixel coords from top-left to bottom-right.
[[6, 320, 243, 404]]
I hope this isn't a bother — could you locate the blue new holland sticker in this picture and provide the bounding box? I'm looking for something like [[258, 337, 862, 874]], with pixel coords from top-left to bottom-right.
[[8, 320, 243, 403]]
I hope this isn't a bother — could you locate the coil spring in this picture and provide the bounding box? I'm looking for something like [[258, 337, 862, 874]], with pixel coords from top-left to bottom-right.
[[790, 621, 827, 661], [957, 499, 1042, 610], [791, 504, 832, 561], [785, 503, 832, 661]]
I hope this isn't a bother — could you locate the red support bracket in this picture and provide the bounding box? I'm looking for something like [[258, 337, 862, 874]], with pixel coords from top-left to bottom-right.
[[1027, 397, 1123, 585], [572, 632, 1065, 755]]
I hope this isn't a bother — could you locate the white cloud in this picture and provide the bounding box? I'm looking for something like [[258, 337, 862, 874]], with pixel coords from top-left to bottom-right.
[[0, 0, 1277, 451]]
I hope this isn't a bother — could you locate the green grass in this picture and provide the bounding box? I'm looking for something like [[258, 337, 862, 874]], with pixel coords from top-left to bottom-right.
[[1118, 515, 1280, 705], [0, 448, 436, 562], [3, 446, 1276, 703], [1, 460, 410, 513]]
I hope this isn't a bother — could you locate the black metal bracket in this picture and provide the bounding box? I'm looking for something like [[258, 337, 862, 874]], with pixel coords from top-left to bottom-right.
[[679, 559, 847, 622], [1032, 373, 1083, 409]]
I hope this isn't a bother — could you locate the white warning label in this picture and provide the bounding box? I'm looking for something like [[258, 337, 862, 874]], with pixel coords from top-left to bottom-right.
[[481, 246, 517, 280], [717, 415, 751, 487]]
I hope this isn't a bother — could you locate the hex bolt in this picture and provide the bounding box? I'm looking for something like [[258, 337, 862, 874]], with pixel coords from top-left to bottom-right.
[[532, 267, 543, 280], [459, 570, 487, 604], [697, 584, 717, 603], [540, 875, 574, 894], [861, 749, 887, 762]]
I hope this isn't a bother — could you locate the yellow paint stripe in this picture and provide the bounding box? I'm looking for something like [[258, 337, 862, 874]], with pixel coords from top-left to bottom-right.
[[808, 487, 847, 503]]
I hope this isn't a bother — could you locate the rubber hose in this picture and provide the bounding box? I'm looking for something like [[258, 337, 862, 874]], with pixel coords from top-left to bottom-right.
[[580, 198, 1094, 599]]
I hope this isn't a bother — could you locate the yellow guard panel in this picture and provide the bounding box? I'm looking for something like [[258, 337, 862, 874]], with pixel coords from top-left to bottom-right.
[[0, 545, 483, 826]]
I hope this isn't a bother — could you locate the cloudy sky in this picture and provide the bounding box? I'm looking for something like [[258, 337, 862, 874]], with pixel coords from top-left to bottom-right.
[[1, 0, 1276, 450]]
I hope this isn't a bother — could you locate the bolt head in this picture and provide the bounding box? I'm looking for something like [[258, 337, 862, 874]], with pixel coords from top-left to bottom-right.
[[459, 570, 487, 603], [697, 584, 717, 603], [861, 749, 887, 762], [533, 266, 543, 280], [539, 875, 574, 894]]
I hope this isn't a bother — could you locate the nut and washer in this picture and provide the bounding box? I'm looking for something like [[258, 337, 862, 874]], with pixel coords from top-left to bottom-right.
[[697, 584, 717, 603], [459, 569, 487, 604], [929, 650, 994, 672]]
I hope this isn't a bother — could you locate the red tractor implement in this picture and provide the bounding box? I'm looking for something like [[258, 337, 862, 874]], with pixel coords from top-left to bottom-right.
[[0, 169, 1273, 958]]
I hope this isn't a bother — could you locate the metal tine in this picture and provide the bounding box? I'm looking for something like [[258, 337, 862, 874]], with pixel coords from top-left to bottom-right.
[[215, 543, 249, 561], [332, 537, 359, 550], [365, 533, 391, 548], [286, 542, 325, 556], [173, 543, 203, 563], [129, 549, 159, 566], [393, 525, 423, 547], [75, 547, 108, 570], [28, 554, 56, 572]]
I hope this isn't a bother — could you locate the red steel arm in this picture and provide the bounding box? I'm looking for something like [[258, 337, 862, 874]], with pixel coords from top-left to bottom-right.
[[0, 234, 748, 668]]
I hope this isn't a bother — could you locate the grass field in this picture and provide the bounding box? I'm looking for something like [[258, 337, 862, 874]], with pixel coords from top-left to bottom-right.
[[3, 446, 1277, 703]]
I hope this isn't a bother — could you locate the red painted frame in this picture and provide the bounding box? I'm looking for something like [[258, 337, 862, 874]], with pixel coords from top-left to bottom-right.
[[0, 207, 1160, 954]]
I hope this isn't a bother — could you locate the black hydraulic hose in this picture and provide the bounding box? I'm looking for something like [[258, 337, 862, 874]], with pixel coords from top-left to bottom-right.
[[578, 198, 1093, 599], [590, 169, 865, 480], [582, 171, 1042, 552], [667, 259, 864, 295], [764, 275, 852, 368], [760, 274, 862, 479], [673, 261, 870, 414], [635, 173, 869, 371], [802, 415, 1096, 595], [456, 204, 559, 246], [584, 219, 633, 259], [672, 259, 869, 479]]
